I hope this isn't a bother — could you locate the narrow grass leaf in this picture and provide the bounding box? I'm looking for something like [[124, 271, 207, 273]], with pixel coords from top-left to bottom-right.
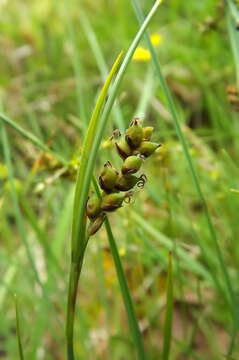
[[0, 113, 67, 165], [15, 295, 25, 360], [162, 253, 173, 360]]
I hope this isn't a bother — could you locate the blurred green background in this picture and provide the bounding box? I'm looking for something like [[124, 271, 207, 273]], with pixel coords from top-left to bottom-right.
[[1, 0, 239, 359]]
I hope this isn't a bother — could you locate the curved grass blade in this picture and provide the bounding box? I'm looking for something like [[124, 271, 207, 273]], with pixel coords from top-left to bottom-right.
[[162, 253, 173, 360], [0, 113, 67, 165], [15, 295, 25, 360], [131, 211, 210, 280]]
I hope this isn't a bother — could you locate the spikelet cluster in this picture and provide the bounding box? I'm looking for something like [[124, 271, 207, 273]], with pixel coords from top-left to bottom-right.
[[86, 118, 161, 236]]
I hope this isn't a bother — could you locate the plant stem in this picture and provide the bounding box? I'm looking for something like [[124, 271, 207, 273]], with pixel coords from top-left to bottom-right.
[[66, 238, 88, 360], [104, 219, 146, 360]]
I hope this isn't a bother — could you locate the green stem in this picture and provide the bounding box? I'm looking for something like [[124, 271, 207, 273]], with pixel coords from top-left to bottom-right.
[[66, 238, 89, 360], [104, 219, 146, 360], [15, 295, 25, 360]]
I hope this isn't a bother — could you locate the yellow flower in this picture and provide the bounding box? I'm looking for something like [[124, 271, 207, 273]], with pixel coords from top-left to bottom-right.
[[150, 32, 162, 46], [132, 33, 163, 62], [132, 47, 151, 62]]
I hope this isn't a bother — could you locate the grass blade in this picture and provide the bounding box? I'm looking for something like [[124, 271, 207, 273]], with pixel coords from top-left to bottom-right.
[[104, 218, 146, 359], [162, 253, 173, 360], [0, 113, 67, 165], [15, 295, 25, 360], [226, 0, 239, 86]]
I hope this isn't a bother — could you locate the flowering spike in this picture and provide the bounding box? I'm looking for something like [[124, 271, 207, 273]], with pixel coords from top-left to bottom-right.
[[85, 119, 161, 236]]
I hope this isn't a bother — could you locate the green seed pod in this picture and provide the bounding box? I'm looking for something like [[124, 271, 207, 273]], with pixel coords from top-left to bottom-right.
[[122, 155, 143, 175], [115, 137, 132, 159], [88, 213, 106, 236], [138, 141, 160, 158], [142, 126, 154, 141], [86, 194, 101, 219], [115, 174, 139, 191], [99, 161, 118, 192], [101, 192, 126, 212], [125, 118, 143, 149]]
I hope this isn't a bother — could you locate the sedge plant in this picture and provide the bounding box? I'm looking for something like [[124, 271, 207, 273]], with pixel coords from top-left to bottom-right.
[[65, 2, 162, 359]]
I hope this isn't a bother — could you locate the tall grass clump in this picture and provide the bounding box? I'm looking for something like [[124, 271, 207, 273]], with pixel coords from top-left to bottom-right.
[[65, 2, 162, 359]]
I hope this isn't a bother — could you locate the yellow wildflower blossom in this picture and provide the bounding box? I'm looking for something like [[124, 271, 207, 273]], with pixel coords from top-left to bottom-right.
[[150, 32, 162, 46], [132, 47, 151, 62]]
